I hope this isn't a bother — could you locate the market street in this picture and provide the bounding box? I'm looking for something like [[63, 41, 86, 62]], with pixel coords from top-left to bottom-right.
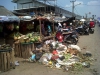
[[0, 0, 100, 75], [0, 24, 100, 75]]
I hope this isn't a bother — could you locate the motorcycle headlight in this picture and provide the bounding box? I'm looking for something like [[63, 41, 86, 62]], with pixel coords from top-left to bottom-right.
[[59, 36, 62, 39]]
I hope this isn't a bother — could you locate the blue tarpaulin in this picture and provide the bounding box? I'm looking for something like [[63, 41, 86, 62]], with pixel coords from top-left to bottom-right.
[[0, 16, 20, 22]]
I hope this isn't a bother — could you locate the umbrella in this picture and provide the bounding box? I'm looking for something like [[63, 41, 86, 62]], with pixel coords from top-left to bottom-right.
[[62, 17, 75, 23], [23, 16, 32, 20], [80, 19, 86, 21]]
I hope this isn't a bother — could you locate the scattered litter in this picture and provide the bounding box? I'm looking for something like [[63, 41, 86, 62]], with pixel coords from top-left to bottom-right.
[[21, 41, 94, 72], [55, 63, 61, 69], [15, 61, 19, 66], [82, 62, 90, 68], [83, 51, 92, 57], [68, 45, 81, 52]]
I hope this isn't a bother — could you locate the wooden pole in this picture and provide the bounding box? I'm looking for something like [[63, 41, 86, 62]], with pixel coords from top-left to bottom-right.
[[4, 53, 7, 71], [39, 19, 42, 41], [0, 53, 1, 71], [52, 20, 54, 34], [1, 53, 4, 71], [11, 48, 15, 69], [7, 52, 10, 70]]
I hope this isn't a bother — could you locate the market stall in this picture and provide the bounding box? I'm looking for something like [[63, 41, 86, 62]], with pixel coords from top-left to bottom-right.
[[0, 16, 20, 45], [13, 16, 55, 58], [0, 15, 20, 72], [35, 17, 55, 41], [14, 16, 40, 58]]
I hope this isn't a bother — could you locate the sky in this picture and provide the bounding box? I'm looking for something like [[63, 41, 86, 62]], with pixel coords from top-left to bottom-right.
[[0, 0, 100, 19], [57, 0, 100, 19]]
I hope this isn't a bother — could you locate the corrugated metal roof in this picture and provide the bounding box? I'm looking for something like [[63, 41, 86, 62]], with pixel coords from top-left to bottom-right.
[[12, 0, 18, 3], [0, 6, 15, 16]]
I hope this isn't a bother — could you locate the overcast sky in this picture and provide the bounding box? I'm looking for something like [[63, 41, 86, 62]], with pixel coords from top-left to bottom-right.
[[0, 0, 100, 19]]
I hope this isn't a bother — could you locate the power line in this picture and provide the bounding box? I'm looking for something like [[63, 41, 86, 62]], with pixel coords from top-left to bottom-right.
[[82, 4, 100, 6], [74, 7, 80, 16], [70, 0, 76, 17]]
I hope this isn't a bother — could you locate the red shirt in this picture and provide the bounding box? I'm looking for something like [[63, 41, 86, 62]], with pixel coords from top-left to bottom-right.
[[90, 21, 95, 28]]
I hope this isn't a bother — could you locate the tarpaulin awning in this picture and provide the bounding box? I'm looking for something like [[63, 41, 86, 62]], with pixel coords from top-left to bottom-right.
[[0, 16, 20, 22], [54, 17, 67, 22], [19, 16, 32, 21]]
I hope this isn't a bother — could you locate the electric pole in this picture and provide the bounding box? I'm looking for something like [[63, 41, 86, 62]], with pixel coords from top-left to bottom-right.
[[92, 15, 96, 19], [85, 13, 87, 20], [70, 0, 76, 17], [44, 0, 47, 14]]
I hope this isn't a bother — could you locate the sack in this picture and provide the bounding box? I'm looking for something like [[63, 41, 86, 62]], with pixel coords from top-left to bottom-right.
[[51, 55, 59, 60], [59, 56, 65, 60], [35, 52, 43, 60]]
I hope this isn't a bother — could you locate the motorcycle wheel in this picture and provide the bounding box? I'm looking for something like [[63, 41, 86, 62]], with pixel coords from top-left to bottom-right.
[[65, 37, 78, 45], [89, 29, 94, 34], [87, 32, 89, 35], [80, 32, 84, 35]]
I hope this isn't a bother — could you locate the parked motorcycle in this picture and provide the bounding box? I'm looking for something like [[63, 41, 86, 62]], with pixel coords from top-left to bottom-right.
[[83, 24, 89, 35], [89, 28, 94, 34], [55, 30, 78, 45], [75, 25, 84, 35], [75, 24, 89, 35], [98, 21, 100, 27]]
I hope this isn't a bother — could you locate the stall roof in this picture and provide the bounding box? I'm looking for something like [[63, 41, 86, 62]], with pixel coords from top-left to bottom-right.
[[0, 6, 15, 16], [0, 6, 20, 22], [0, 16, 20, 22], [12, 11, 29, 16]]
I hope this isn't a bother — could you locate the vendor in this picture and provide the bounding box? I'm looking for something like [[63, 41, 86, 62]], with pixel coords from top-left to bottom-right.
[[47, 25, 52, 36], [63, 23, 66, 29], [57, 22, 62, 31], [62, 23, 70, 32]]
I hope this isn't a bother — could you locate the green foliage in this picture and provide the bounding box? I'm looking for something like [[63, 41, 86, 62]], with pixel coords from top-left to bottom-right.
[[64, 53, 71, 60], [73, 63, 83, 71]]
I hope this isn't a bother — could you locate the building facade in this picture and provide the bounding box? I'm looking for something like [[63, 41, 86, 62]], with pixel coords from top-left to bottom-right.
[[12, 0, 82, 19]]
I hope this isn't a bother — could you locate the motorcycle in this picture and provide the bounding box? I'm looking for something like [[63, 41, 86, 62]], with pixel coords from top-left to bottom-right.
[[98, 22, 100, 27], [83, 24, 89, 35], [75, 24, 89, 35], [55, 29, 78, 45], [75, 25, 84, 35], [89, 25, 94, 34], [89, 28, 94, 34]]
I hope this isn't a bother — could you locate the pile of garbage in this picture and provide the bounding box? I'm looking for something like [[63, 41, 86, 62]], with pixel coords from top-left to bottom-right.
[[25, 40, 93, 71]]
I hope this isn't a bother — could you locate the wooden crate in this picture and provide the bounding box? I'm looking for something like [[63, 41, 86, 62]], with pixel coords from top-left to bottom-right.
[[0, 49, 15, 72], [14, 43, 34, 58], [14, 43, 22, 57]]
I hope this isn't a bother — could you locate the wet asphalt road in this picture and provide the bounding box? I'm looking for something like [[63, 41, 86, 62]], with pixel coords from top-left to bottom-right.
[[0, 24, 100, 75]]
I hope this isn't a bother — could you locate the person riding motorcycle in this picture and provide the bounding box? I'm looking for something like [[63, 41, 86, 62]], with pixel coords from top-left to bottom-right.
[[89, 20, 95, 29], [89, 20, 95, 33]]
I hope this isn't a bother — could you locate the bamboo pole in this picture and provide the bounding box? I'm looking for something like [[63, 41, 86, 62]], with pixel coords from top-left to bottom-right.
[[4, 53, 7, 71], [7, 52, 10, 70], [0, 53, 1, 71], [39, 19, 42, 41], [52, 20, 55, 34], [1, 53, 4, 71]]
